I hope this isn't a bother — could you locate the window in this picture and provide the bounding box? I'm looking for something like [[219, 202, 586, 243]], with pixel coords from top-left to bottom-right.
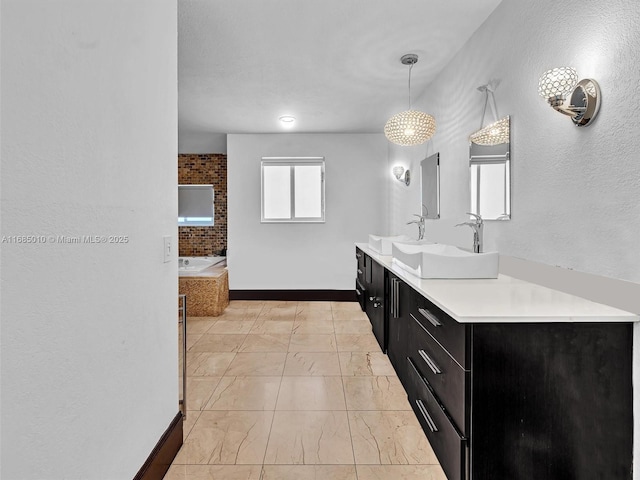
[[261, 157, 325, 223], [178, 184, 214, 226]]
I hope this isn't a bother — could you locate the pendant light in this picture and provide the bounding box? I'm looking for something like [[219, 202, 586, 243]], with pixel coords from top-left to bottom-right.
[[384, 54, 436, 146], [469, 82, 510, 146]]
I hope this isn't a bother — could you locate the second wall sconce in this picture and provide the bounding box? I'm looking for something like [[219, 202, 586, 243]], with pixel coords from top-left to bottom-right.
[[393, 165, 410, 186], [538, 67, 601, 126]]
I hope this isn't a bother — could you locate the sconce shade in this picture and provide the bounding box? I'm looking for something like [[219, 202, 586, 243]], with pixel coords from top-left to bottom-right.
[[392, 165, 405, 178], [538, 67, 578, 99], [384, 110, 436, 146], [469, 115, 510, 146]]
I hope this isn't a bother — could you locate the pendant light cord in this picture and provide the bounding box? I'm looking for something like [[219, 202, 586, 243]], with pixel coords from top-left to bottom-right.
[[479, 85, 499, 129], [408, 62, 414, 110]]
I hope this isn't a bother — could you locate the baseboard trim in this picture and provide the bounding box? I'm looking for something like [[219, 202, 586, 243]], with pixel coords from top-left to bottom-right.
[[133, 411, 183, 480], [230, 290, 357, 302]]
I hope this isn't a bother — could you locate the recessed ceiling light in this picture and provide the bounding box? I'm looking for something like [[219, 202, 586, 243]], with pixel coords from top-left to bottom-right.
[[279, 115, 296, 124]]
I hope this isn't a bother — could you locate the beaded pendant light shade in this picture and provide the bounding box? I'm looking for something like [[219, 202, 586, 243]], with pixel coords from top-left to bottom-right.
[[384, 54, 436, 146], [469, 83, 509, 146]]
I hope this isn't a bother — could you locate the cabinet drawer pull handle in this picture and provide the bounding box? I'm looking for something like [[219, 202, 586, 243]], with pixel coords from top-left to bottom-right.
[[356, 253, 362, 259], [357, 269, 363, 275], [356, 288, 362, 296], [416, 399, 439, 433], [418, 349, 442, 375], [418, 307, 442, 327]]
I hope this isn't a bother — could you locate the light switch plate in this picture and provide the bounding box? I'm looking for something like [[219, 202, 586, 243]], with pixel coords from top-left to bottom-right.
[[163, 235, 172, 263]]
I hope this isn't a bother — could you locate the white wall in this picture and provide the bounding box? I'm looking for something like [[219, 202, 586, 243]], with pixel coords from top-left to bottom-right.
[[179, 132, 227, 154], [394, 0, 640, 285], [0, 2, 178, 479], [227, 134, 387, 290], [389, 0, 640, 475]]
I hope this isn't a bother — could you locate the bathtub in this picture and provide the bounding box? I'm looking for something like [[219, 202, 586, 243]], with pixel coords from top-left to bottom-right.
[[178, 256, 226, 273]]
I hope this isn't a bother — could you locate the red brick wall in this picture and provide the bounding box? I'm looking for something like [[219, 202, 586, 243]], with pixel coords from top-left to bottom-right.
[[178, 154, 227, 256]]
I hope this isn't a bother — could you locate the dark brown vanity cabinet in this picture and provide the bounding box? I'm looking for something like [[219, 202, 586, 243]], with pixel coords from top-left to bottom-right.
[[355, 250, 633, 480], [406, 305, 633, 480], [355, 248, 366, 311], [365, 257, 386, 352], [387, 272, 412, 386], [357, 247, 386, 352]]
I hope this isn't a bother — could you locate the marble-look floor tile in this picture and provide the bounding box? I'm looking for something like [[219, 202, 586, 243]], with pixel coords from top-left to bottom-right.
[[174, 410, 273, 465], [292, 319, 334, 334], [335, 334, 381, 352], [261, 465, 357, 480], [225, 352, 286, 376], [264, 411, 354, 464], [239, 334, 291, 353], [164, 464, 263, 480], [339, 352, 396, 376], [276, 376, 346, 410], [259, 302, 298, 319], [343, 376, 410, 410], [205, 376, 281, 410], [331, 301, 363, 312], [356, 465, 447, 480], [333, 319, 373, 334], [187, 352, 236, 376], [186, 377, 222, 411], [249, 319, 294, 334], [190, 334, 247, 353], [184, 410, 202, 439], [288, 334, 337, 352], [296, 301, 333, 313], [207, 320, 256, 334], [294, 310, 334, 322], [216, 310, 261, 322], [283, 352, 341, 376], [332, 310, 369, 322], [187, 317, 218, 334], [186, 333, 204, 351], [227, 300, 265, 310], [349, 411, 438, 464]]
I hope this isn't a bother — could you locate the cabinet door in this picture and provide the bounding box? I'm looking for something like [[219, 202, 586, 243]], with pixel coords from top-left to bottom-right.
[[387, 274, 411, 388], [471, 323, 633, 480], [365, 259, 385, 352]]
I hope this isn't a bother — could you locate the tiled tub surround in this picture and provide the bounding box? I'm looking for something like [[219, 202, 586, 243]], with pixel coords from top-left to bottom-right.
[[168, 300, 447, 480], [179, 264, 230, 317], [178, 154, 227, 257]]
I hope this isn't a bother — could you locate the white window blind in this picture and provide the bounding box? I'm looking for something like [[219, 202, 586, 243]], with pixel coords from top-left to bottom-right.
[[178, 184, 214, 226], [261, 157, 325, 223]]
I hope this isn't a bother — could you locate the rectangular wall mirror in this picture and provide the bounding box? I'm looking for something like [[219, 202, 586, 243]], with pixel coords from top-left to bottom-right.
[[469, 116, 511, 220], [420, 152, 440, 219]]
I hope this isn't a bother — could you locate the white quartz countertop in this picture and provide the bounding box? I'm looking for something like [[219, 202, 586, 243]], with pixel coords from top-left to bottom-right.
[[356, 243, 639, 324]]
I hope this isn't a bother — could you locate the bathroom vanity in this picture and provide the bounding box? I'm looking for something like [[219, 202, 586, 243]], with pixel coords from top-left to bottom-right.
[[356, 244, 637, 480]]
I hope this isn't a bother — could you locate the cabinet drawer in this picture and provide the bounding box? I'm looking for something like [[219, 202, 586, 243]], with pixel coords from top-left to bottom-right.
[[355, 248, 365, 283], [407, 358, 466, 480], [411, 296, 468, 368], [409, 314, 468, 435], [355, 278, 365, 311]]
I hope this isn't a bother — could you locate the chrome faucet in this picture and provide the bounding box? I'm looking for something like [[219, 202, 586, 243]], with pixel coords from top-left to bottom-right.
[[407, 214, 427, 240], [456, 212, 484, 253]]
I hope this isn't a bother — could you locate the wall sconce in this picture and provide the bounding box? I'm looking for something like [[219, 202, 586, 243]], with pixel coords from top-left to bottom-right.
[[393, 165, 410, 186], [538, 67, 601, 126]]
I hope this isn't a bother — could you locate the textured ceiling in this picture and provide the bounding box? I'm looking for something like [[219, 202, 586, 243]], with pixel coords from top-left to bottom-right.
[[178, 0, 503, 136]]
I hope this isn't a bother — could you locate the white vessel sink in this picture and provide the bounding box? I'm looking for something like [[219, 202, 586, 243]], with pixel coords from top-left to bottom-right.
[[368, 234, 412, 255], [391, 243, 499, 279]]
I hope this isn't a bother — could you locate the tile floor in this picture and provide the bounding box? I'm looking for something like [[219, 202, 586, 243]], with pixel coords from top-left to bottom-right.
[[167, 300, 446, 480]]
